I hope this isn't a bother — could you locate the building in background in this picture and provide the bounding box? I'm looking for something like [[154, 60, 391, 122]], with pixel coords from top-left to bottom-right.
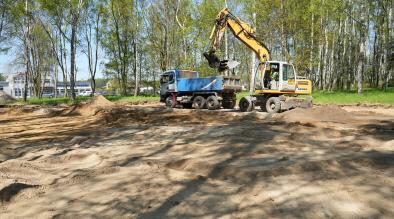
[[0, 72, 91, 98], [57, 81, 92, 96], [0, 81, 10, 94]]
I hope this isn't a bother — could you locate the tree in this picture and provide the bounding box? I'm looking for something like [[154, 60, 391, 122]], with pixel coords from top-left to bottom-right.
[[82, 0, 102, 96]]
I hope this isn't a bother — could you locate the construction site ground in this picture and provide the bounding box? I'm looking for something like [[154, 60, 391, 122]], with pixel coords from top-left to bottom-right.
[[0, 97, 393, 218]]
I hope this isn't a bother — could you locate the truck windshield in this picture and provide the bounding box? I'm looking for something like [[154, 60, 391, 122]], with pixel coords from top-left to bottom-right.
[[160, 74, 174, 84]]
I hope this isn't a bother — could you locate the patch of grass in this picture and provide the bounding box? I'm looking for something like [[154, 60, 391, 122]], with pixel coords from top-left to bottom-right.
[[313, 88, 394, 105], [105, 95, 159, 103], [236, 88, 394, 105], [236, 91, 250, 100], [12, 94, 159, 106], [18, 96, 90, 105]]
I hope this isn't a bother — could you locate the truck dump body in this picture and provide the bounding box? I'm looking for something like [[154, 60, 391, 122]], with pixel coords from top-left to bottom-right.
[[160, 69, 241, 110], [176, 76, 223, 92]]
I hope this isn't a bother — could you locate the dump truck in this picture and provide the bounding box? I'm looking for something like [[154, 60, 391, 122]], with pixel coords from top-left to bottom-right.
[[160, 69, 241, 110]]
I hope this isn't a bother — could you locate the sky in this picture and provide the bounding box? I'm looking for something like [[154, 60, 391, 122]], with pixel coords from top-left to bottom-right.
[[0, 46, 104, 81]]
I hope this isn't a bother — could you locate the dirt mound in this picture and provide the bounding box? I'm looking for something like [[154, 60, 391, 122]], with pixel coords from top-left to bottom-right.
[[0, 91, 16, 104], [71, 95, 114, 116], [278, 105, 355, 123]]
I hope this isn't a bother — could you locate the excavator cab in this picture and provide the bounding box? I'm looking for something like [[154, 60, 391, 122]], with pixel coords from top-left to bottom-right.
[[259, 61, 297, 92]]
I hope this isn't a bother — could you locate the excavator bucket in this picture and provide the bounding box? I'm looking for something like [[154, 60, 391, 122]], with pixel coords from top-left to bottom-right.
[[203, 51, 239, 72], [203, 51, 221, 69]]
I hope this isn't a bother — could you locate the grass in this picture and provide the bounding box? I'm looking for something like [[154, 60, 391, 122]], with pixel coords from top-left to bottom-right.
[[236, 87, 394, 105], [13, 94, 160, 105], [18, 96, 90, 105], [10, 87, 394, 106], [105, 95, 159, 103], [312, 88, 394, 105]]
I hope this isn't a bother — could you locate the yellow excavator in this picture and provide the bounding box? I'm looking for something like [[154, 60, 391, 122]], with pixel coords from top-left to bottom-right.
[[204, 8, 312, 113]]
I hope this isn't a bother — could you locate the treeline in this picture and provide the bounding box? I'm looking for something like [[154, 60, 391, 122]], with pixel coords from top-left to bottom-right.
[[0, 0, 392, 100]]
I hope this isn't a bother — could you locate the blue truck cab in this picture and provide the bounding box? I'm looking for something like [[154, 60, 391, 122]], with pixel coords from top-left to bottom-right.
[[160, 69, 241, 110]]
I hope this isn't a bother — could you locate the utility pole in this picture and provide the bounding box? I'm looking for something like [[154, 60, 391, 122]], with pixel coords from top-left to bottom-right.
[[249, 1, 256, 94]]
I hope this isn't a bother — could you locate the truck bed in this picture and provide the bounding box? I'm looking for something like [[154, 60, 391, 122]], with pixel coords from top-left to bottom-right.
[[176, 75, 241, 93]]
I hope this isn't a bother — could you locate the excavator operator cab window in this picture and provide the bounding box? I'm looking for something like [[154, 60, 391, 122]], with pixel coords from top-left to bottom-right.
[[283, 64, 295, 81], [269, 63, 280, 81], [264, 63, 280, 90]]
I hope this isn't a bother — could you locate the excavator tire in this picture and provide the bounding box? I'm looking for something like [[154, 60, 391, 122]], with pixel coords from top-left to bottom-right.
[[266, 97, 281, 113], [193, 96, 206, 109], [239, 96, 254, 112], [207, 95, 220, 110]]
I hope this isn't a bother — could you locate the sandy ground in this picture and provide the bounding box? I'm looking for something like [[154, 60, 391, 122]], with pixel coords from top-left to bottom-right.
[[0, 99, 393, 219]]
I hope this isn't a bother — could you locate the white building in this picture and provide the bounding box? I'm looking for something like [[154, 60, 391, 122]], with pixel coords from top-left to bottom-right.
[[0, 73, 36, 98], [56, 82, 92, 96], [0, 72, 91, 98]]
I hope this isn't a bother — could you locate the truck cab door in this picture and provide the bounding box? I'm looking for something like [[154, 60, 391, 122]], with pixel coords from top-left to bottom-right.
[[160, 71, 176, 97], [280, 64, 296, 91]]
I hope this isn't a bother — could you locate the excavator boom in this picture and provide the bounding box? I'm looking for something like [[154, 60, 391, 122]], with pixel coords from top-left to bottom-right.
[[204, 8, 270, 71]]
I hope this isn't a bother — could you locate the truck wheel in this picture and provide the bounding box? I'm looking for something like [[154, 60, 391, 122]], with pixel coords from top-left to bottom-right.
[[165, 96, 176, 108], [239, 96, 254, 112], [193, 96, 206, 109], [265, 97, 281, 113], [206, 95, 220, 110]]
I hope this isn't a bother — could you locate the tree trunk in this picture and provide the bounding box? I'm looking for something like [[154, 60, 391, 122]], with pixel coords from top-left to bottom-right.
[[357, 39, 365, 95], [309, 12, 314, 78], [23, 0, 29, 102], [70, 15, 77, 101]]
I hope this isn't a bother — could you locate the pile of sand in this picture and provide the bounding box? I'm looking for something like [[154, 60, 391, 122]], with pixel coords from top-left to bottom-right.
[[277, 105, 355, 123], [72, 95, 114, 116], [0, 91, 16, 104]]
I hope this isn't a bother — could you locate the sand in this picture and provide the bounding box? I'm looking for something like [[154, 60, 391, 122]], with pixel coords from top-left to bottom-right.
[[69, 95, 115, 116], [0, 91, 16, 104], [0, 104, 393, 218]]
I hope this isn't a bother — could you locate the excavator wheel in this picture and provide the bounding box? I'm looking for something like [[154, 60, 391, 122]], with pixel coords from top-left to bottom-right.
[[193, 96, 206, 109], [239, 96, 254, 112], [265, 97, 281, 113], [206, 96, 220, 110]]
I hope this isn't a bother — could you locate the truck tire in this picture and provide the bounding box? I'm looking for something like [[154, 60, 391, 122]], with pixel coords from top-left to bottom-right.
[[193, 96, 206, 109], [265, 97, 281, 113], [239, 96, 254, 112], [206, 95, 220, 110], [165, 96, 176, 108]]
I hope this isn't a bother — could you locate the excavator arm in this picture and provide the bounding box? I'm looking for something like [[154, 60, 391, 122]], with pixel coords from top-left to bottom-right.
[[204, 8, 270, 72]]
